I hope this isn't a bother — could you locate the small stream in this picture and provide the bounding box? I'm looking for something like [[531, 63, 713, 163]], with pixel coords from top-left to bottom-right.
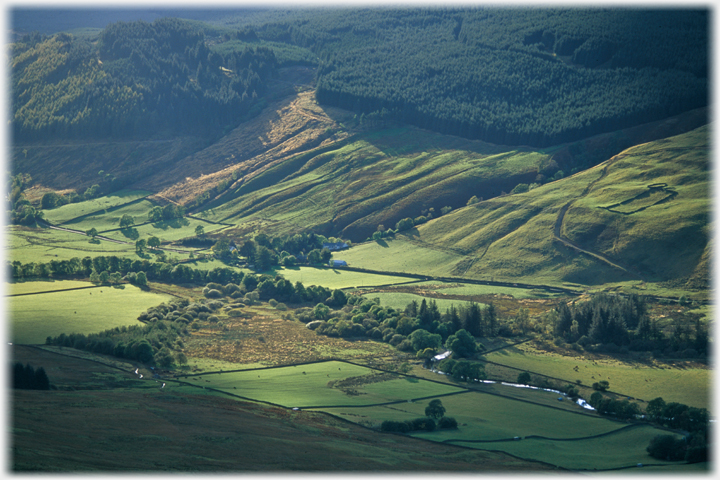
[[429, 367, 595, 411]]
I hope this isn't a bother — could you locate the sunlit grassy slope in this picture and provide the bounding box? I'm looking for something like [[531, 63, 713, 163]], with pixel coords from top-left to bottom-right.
[[200, 127, 550, 240], [410, 125, 709, 289]]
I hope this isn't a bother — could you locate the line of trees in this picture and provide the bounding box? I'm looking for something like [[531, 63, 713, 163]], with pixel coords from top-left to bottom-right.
[[11, 362, 50, 390], [381, 399, 458, 433], [212, 231, 350, 270], [552, 293, 709, 360], [9, 254, 245, 287]]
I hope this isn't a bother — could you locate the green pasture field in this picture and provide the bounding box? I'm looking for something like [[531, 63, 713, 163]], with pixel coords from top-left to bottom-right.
[[362, 292, 482, 311], [338, 238, 463, 277], [485, 348, 710, 408], [279, 267, 415, 290], [180, 361, 466, 408], [6, 279, 94, 295], [7, 225, 137, 263], [327, 389, 620, 440], [316, 388, 683, 470], [453, 424, 682, 470], [42, 190, 151, 225], [9, 281, 171, 344], [59, 199, 157, 232], [100, 217, 227, 244]]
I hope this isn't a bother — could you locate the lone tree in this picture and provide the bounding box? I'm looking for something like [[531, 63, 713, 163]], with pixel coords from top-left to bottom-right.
[[86, 227, 98, 238], [119, 214, 135, 228], [195, 225, 205, 237], [425, 399, 446, 419], [592, 380, 610, 392], [147, 236, 161, 248]]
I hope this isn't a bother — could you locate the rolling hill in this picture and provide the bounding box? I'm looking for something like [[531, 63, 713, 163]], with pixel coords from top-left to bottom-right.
[[378, 125, 710, 290]]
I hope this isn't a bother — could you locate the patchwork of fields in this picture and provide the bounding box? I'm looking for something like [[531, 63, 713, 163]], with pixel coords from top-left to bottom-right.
[[170, 359, 683, 470]]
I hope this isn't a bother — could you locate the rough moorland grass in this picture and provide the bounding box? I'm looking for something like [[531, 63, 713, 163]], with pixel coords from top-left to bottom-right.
[[485, 347, 710, 408], [42, 190, 151, 225], [453, 424, 682, 470], [279, 266, 414, 290], [362, 292, 482, 311], [9, 282, 171, 344], [180, 361, 465, 408]]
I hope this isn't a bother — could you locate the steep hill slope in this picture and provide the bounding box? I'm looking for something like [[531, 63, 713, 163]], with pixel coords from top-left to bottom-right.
[[404, 125, 710, 289], [181, 107, 707, 244], [195, 126, 546, 240]]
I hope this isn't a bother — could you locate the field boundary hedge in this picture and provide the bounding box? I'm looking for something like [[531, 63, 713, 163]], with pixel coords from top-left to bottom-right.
[[7, 285, 102, 297]]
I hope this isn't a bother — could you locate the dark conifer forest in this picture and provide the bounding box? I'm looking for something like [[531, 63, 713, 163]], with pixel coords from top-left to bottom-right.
[[11, 8, 707, 147], [258, 8, 707, 146], [12, 18, 277, 141]]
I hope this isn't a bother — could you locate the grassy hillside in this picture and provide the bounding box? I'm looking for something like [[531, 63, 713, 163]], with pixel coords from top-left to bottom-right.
[[341, 125, 709, 292], [198, 125, 547, 240]]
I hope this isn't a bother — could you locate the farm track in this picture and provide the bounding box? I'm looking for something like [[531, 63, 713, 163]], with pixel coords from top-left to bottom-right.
[[551, 155, 646, 281]]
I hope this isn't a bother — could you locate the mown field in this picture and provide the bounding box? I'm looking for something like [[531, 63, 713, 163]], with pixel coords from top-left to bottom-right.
[[57, 198, 158, 232], [7, 279, 93, 295], [338, 238, 464, 278], [8, 281, 171, 344], [451, 424, 684, 471], [484, 346, 710, 409]]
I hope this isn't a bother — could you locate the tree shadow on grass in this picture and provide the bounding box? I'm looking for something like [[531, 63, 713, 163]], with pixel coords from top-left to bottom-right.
[[375, 239, 390, 248], [120, 227, 139, 240], [152, 218, 190, 230]]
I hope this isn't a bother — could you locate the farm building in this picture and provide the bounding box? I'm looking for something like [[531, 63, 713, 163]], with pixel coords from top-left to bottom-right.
[[329, 260, 348, 267]]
